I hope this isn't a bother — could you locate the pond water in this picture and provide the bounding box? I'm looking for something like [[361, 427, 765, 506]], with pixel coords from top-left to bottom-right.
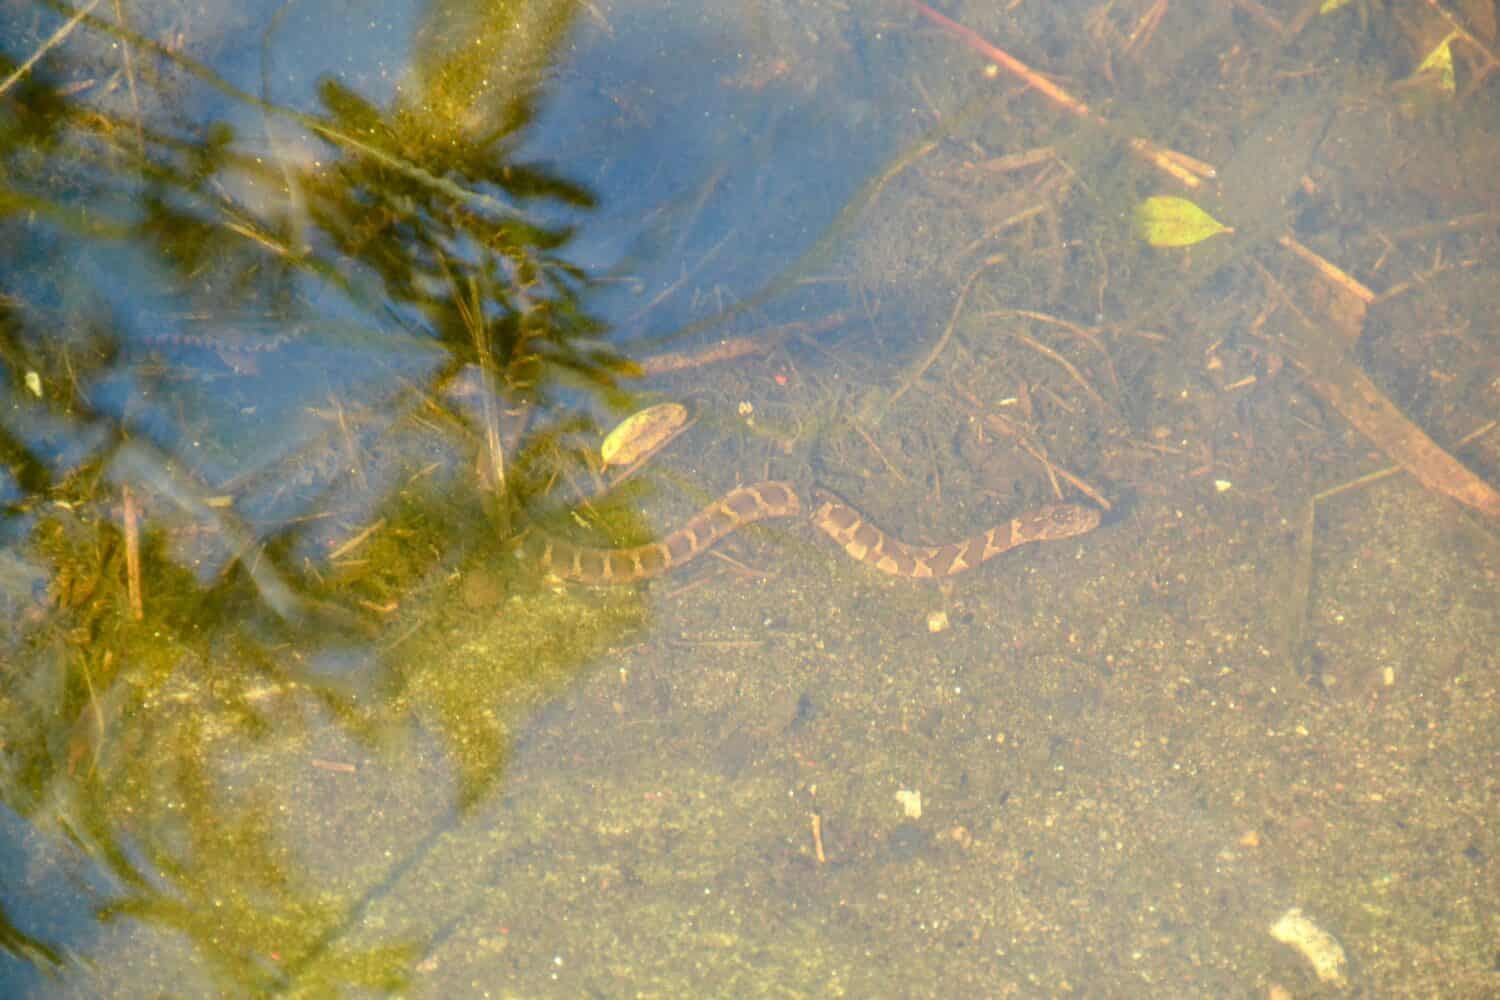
[[1, 0, 1496, 995]]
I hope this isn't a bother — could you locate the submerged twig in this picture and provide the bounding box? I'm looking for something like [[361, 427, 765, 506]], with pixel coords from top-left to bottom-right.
[[1004, 330, 1107, 409], [987, 412, 1111, 510], [910, 0, 1091, 118], [121, 483, 143, 620], [1282, 421, 1497, 684], [1279, 234, 1375, 308], [109, 0, 144, 152], [909, 0, 1217, 188], [889, 263, 986, 407], [442, 256, 510, 533], [0, 0, 102, 98], [1257, 264, 1500, 519], [638, 312, 847, 375], [951, 388, 1111, 510], [850, 421, 908, 483]]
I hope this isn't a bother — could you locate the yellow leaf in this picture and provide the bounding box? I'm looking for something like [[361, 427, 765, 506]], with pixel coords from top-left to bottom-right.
[[1319, 0, 1354, 14], [1132, 196, 1231, 248], [1415, 33, 1458, 94]]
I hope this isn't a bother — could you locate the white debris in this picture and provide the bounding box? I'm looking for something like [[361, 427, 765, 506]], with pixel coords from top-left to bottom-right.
[[1269, 907, 1347, 987]]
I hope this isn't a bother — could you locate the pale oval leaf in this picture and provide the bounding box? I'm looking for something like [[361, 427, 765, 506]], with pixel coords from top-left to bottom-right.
[[601, 402, 688, 468], [1133, 195, 1231, 248]]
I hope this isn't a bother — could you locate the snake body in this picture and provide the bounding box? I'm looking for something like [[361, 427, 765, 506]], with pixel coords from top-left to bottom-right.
[[529, 481, 1100, 585]]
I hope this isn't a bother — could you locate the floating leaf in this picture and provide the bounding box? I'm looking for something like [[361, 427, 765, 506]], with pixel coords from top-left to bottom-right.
[[1319, 0, 1354, 14], [1132, 196, 1231, 248], [1414, 33, 1458, 94], [601, 402, 688, 468]]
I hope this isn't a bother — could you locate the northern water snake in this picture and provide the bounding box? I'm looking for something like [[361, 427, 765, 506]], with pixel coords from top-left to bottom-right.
[[526, 481, 1100, 584]]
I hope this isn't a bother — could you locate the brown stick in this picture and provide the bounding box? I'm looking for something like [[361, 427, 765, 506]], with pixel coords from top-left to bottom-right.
[[638, 336, 769, 374], [1124, 0, 1169, 55], [985, 307, 1119, 393], [975, 146, 1058, 174], [122, 484, 143, 620], [851, 422, 909, 484], [889, 264, 986, 406], [638, 312, 847, 375], [1258, 264, 1500, 518], [909, 0, 1091, 118], [998, 420, 1112, 510], [951, 388, 1112, 510], [909, 1, 1216, 188], [1126, 138, 1211, 188], [0, 0, 103, 96], [1231, 0, 1285, 35], [1278, 234, 1375, 306], [1005, 330, 1108, 409], [1423, 0, 1500, 77]]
